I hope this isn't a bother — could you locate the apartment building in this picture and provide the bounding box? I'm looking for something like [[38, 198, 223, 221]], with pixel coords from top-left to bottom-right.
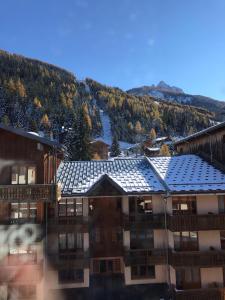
[[46, 155, 225, 300], [0, 124, 62, 300], [1, 123, 225, 300]]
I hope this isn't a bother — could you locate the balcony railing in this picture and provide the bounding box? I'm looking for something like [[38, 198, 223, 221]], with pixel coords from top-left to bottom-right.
[[48, 216, 89, 232], [0, 184, 59, 202], [48, 250, 89, 269], [169, 249, 225, 267], [168, 213, 225, 231], [173, 287, 223, 300], [123, 214, 165, 230], [124, 248, 166, 266]]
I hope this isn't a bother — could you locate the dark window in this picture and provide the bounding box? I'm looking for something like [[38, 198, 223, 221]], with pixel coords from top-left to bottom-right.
[[10, 202, 37, 220], [221, 231, 225, 250], [131, 265, 155, 279], [92, 259, 121, 274], [172, 196, 196, 215], [58, 269, 84, 283], [58, 232, 83, 252], [130, 228, 154, 249], [58, 198, 83, 217], [219, 196, 225, 214], [129, 196, 153, 215], [174, 232, 198, 251]]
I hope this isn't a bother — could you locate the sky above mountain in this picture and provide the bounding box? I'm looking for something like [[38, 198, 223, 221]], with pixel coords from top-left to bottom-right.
[[1, 0, 225, 101]]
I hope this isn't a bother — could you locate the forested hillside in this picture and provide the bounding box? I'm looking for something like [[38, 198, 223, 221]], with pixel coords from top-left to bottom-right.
[[0, 49, 215, 155]]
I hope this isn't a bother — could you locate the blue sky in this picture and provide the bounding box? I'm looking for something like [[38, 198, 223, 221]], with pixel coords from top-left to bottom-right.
[[1, 0, 225, 100]]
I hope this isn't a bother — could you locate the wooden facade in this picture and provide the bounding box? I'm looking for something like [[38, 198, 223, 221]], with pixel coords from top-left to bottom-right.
[[175, 122, 225, 165]]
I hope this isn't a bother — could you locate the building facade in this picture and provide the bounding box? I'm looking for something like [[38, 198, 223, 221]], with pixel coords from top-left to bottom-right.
[[0, 124, 62, 300], [2, 124, 225, 300], [175, 121, 225, 165], [48, 155, 225, 300]]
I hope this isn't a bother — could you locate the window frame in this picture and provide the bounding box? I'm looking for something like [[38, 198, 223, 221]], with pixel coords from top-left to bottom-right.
[[11, 165, 36, 185], [58, 198, 83, 217]]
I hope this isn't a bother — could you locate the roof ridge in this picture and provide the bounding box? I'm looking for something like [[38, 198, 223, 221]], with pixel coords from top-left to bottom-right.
[[145, 157, 170, 194]]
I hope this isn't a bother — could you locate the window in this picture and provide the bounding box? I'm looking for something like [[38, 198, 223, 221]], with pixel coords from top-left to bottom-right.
[[58, 269, 84, 283], [11, 166, 36, 185], [58, 232, 83, 252], [131, 265, 155, 279], [174, 232, 198, 251], [221, 231, 225, 250], [10, 202, 37, 220], [219, 196, 225, 214], [129, 196, 153, 215], [172, 196, 196, 215], [92, 259, 121, 274], [130, 228, 154, 249], [58, 198, 83, 217], [176, 268, 200, 289]]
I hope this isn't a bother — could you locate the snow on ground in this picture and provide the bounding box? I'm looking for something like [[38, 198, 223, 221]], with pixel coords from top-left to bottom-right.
[[97, 109, 136, 150]]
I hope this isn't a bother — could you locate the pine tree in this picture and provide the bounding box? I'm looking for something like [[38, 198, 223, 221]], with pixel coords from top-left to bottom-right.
[[160, 144, 170, 156], [67, 107, 92, 161], [110, 135, 121, 157]]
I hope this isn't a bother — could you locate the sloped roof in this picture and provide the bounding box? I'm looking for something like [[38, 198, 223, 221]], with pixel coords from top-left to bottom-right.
[[57, 155, 225, 196], [57, 159, 165, 196], [148, 155, 225, 193], [175, 121, 225, 145], [0, 123, 61, 148]]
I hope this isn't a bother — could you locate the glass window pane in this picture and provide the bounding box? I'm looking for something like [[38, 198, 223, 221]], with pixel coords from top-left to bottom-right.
[[20, 203, 28, 218], [67, 199, 75, 216], [67, 233, 75, 249], [29, 202, 37, 218], [59, 234, 66, 250], [27, 166, 36, 184], [19, 166, 26, 184], [76, 233, 83, 249], [11, 203, 19, 219], [11, 166, 18, 184], [58, 200, 66, 216], [76, 199, 83, 216]]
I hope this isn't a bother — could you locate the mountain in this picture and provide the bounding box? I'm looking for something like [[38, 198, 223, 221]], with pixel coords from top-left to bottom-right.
[[0, 49, 215, 150], [127, 82, 225, 121]]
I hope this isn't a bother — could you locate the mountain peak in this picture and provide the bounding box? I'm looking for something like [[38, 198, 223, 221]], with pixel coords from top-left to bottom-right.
[[156, 81, 184, 94]]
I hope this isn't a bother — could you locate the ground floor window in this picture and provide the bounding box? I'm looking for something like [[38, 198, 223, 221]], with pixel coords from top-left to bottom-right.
[[58, 269, 84, 283], [10, 202, 37, 219], [131, 264, 155, 279]]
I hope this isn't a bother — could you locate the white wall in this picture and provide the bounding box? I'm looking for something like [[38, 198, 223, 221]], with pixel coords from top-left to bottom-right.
[[122, 196, 129, 214], [201, 267, 223, 288], [123, 230, 130, 249], [154, 229, 167, 249], [197, 195, 218, 214], [152, 195, 164, 214], [198, 231, 221, 250]]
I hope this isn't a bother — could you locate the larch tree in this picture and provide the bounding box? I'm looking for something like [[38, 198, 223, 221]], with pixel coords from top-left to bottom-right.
[[160, 144, 170, 156]]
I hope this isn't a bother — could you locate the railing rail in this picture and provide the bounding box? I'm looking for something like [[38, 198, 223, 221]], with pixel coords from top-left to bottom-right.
[[0, 184, 58, 202], [124, 248, 166, 265], [168, 213, 225, 231]]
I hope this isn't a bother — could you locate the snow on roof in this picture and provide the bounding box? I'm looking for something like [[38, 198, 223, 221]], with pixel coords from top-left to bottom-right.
[[147, 147, 160, 152], [175, 121, 225, 145], [57, 159, 165, 195], [57, 155, 225, 196], [154, 137, 168, 142], [148, 155, 225, 193]]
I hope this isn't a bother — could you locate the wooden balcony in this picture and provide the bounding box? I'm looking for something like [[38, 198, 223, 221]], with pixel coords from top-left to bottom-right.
[[48, 250, 89, 269], [173, 287, 223, 300], [123, 214, 165, 230], [124, 248, 166, 266], [168, 213, 225, 231], [169, 249, 225, 267], [0, 184, 59, 202], [48, 216, 89, 232]]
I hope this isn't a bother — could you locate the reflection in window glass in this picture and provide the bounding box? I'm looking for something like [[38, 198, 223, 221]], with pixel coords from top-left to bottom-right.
[[27, 166, 36, 184]]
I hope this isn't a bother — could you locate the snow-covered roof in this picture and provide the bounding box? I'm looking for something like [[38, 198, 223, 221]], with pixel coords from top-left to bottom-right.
[[147, 147, 160, 152], [154, 137, 168, 142], [57, 159, 165, 195], [148, 155, 225, 193], [175, 121, 225, 145], [57, 155, 225, 196]]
